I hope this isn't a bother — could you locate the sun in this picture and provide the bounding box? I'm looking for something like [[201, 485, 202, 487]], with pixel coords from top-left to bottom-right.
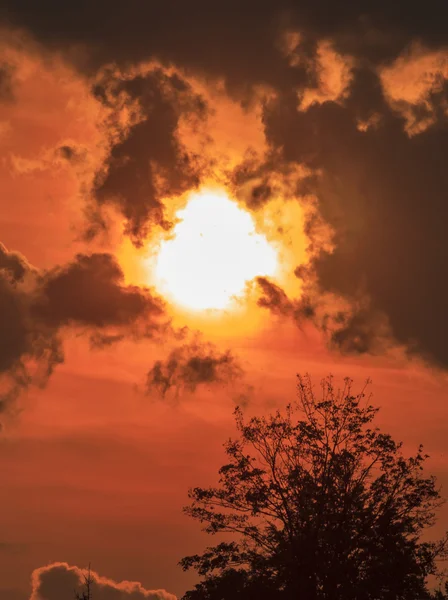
[[154, 189, 278, 311]]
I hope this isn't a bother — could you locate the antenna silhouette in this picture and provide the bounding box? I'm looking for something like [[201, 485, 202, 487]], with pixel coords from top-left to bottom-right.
[[74, 563, 93, 600]]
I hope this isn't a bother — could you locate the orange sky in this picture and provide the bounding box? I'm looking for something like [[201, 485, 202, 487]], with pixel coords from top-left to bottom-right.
[[0, 17, 448, 600]]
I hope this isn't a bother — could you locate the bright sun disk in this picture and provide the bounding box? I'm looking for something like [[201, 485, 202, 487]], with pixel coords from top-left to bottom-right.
[[154, 190, 278, 311]]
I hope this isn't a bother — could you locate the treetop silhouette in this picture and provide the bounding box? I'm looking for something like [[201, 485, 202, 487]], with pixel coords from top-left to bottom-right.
[[180, 374, 448, 600]]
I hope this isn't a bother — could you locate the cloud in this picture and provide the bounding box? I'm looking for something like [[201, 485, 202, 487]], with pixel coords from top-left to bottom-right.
[[1, 4, 448, 372], [0, 242, 30, 282], [0, 244, 170, 416], [257, 276, 313, 322], [230, 150, 313, 210], [0, 244, 62, 414], [9, 142, 92, 176], [146, 340, 243, 398], [262, 63, 448, 367], [30, 562, 176, 600], [3, 1, 448, 96], [0, 3, 304, 93], [88, 65, 208, 245], [0, 39, 207, 247], [36, 253, 165, 329], [257, 275, 393, 356], [298, 40, 354, 110], [380, 44, 448, 134], [0, 62, 14, 101]]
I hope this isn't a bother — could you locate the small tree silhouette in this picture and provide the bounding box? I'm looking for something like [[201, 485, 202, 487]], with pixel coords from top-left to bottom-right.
[[74, 564, 93, 600]]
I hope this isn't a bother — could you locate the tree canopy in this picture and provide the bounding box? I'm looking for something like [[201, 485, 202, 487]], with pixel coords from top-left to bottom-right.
[[180, 375, 447, 600]]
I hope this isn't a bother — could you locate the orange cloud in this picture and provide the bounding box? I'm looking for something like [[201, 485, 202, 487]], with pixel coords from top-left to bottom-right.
[[380, 44, 448, 135], [177, 77, 270, 177], [30, 562, 176, 600], [278, 32, 355, 111], [299, 41, 354, 110]]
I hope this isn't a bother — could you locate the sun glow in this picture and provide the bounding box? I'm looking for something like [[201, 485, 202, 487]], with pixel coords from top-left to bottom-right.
[[154, 190, 278, 311]]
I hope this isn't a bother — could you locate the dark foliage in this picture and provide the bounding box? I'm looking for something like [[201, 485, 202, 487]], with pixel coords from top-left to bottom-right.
[[181, 375, 447, 600]]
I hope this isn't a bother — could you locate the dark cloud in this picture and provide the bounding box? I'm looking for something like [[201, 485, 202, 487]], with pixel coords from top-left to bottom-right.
[[55, 143, 88, 164], [35, 253, 164, 328], [0, 244, 242, 415], [257, 276, 392, 356], [88, 331, 128, 349], [0, 1, 306, 93], [30, 562, 176, 600], [2, 1, 448, 93], [0, 243, 30, 282], [57, 144, 76, 161], [260, 59, 448, 367], [0, 63, 14, 102], [90, 67, 208, 245], [0, 246, 62, 414], [230, 151, 311, 210], [1, 2, 448, 369], [257, 276, 315, 323], [0, 245, 169, 415], [146, 341, 243, 398]]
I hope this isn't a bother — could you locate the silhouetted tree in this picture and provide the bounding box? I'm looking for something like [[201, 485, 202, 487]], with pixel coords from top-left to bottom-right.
[[180, 375, 448, 600], [74, 564, 93, 600]]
